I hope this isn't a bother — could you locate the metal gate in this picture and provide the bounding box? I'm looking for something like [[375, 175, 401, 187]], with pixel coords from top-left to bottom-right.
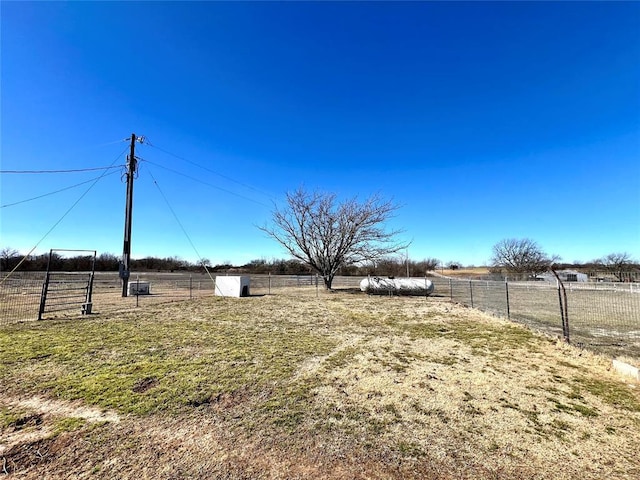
[[38, 249, 96, 320]]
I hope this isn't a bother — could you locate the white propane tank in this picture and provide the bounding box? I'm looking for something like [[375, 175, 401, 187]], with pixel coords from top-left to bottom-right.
[[360, 277, 434, 296]]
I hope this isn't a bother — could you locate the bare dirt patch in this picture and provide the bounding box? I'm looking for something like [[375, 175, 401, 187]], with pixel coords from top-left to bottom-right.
[[2, 396, 120, 425], [0, 394, 120, 469]]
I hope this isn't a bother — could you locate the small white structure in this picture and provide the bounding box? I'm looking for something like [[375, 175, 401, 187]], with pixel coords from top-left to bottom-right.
[[215, 276, 250, 297], [360, 277, 434, 296], [128, 281, 150, 295], [536, 270, 588, 283]]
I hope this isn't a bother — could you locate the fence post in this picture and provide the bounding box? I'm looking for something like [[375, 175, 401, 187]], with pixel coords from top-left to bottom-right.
[[554, 278, 570, 343], [136, 275, 140, 308], [38, 280, 48, 321], [449, 278, 453, 302], [38, 253, 54, 321], [561, 284, 570, 343], [505, 280, 510, 320], [425, 275, 428, 300], [316, 274, 319, 298], [556, 281, 565, 338], [268, 272, 271, 295], [469, 280, 474, 308], [83, 272, 95, 315], [189, 275, 193, 299]]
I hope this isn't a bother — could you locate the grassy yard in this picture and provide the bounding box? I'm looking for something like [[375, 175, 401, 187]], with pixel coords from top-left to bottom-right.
[[1, 289, 639, 479]]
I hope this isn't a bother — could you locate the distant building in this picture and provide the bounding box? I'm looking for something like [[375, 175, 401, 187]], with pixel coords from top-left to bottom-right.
[[536, 270, 588, 283]]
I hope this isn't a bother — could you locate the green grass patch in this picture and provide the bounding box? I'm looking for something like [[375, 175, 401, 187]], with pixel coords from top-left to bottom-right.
[[396, 441, 425, 458], [398, 320, 538, 354], [0, 300, 336, 416], [323, 345, 362, 370], [571, 376, 640, 412], [0, 406, 33, 429], [547, 397, 599, 417], [52, 416, 87, 435], [260, 379, 318, 431]]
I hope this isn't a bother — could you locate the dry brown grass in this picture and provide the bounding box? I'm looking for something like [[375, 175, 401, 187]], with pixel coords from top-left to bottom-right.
[[1, 289, 639, 479], [437, 267, 491, 278]]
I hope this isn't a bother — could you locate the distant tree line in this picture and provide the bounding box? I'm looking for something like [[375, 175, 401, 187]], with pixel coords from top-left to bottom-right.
[[489, 239, 639, 281], [0, 250, 204, 273], [572, 253, 640, 282], [3, 242, 637, 281], [0, 247, 440, 277], [240, 257, 441, 277]]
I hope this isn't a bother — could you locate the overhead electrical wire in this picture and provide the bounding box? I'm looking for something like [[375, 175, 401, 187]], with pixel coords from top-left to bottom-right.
[[0, 145, 130, 285], [144, 140, 275, 200], [0, 165, 125, 174], [95, 138, 132, 148], [144, 165, 219, 292], [0, 138, 129, 174], [1, 170, 121, 208], [139, 158, 270, 207], [2, 136, 272, 285]]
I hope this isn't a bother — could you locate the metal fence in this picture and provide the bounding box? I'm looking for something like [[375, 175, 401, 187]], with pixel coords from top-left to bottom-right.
[[2, 272, 638, 361], [430, 277, 640, 361], [0, 272, 47, 323], [0, 272, 360, 324]]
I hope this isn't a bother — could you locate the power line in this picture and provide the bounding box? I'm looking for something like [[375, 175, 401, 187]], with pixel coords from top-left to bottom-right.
[[0, 138, 130, 175], [144, 141, 275, 200], [145, 167, 218, 291], [0, 145, 129, 285], [139, 159, 270, 207], [1, 170, 121, 208], [0, 165, 125, 174]]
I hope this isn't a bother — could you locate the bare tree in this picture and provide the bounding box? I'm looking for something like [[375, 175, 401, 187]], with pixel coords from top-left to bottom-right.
[[490, 238, 557, 277], [0, 247, 19, 272], [259, 188, 408, 289], [602, 252, 634, 281]]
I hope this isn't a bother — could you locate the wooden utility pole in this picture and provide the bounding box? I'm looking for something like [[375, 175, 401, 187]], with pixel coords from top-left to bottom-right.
[[120, 133, 138, 297]]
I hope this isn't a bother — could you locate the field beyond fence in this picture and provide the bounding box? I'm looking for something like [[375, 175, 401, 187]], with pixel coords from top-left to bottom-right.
[[1, 271, 639, 363]]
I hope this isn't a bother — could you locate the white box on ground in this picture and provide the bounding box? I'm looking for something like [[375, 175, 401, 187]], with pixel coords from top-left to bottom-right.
[[128, 281, 150, 295], [215, 276, 250, 297], [612, 359, 639, 382]]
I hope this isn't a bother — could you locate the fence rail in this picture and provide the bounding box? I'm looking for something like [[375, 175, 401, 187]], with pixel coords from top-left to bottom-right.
[[1, 272, 638, 361]]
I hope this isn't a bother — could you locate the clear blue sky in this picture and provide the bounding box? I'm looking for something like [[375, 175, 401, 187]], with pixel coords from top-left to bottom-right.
[[2, 1, 639, 267]]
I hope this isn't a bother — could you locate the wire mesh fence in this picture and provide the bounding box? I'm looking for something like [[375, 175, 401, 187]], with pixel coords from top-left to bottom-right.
[[430, 277, 640, 361], [1, 272, 638, 361], [0, 271, 47, 323], [0, 272, 350, 324]]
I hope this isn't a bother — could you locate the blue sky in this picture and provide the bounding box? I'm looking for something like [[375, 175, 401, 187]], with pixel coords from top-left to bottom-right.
[[2, 1, 639, 267]]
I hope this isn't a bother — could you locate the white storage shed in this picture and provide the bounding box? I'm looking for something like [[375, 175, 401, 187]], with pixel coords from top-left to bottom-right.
[[215, 276, 251, 297]]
